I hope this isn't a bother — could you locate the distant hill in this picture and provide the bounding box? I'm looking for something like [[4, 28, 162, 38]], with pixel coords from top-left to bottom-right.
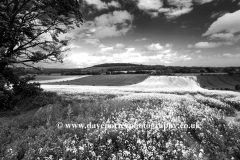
[[92, 63, 144, 67], [21, 63, 240, 75], [23, 63, 147, 75]]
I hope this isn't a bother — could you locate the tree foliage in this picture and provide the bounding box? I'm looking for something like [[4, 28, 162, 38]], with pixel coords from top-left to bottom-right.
[[0, 0, 83, 110], [0, 0, 83, 71], [236, 84, 240, 91]]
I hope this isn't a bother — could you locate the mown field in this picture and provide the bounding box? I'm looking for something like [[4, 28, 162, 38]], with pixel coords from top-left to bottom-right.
[[197, 75, 240, 90], [44, 74, 149, 86], [1, 90, 240, 159], [37, 74, 240, 92]]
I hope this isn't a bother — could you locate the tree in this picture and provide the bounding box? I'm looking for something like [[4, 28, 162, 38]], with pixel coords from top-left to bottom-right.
[[0, 0, 83, 72], [228, 71, 235, 76], [236, 84, 240, 90], [0, 0, 83, 110], [205, 67, 215, 73]]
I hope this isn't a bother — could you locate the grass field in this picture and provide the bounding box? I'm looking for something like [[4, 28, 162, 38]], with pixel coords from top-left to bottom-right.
[[44, 74, 149, 86], [197, 75, 240, 90]]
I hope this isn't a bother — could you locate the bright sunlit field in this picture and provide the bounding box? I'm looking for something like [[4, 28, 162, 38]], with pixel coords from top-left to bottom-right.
[[1, 76, 240, 159]]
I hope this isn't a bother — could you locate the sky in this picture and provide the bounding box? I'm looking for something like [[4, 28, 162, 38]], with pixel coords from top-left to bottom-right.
[[41, 0, 240, 68]]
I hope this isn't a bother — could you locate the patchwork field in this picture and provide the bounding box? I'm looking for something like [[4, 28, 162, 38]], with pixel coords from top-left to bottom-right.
[[197, 75, 240, 90], [35, 74, 240, 92], [4, 75, 240, 159], [41, 76, 206, 94]]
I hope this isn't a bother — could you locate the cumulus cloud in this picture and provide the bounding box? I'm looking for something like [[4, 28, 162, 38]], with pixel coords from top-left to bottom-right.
[[84, 38, 100, 45], [146, 43, 164, 51], [143, 43, 179, 58], [108, 1, 121, 8], [94, 11, 133, 26], [94, 25, 133, 39], [85, 0, 107, 10], [222, 53, 240, 58], [115, 43, 125, 48], [194, 42, 223, 48], [164, 0, 193, 18], [158, 8, 171, 13], [203, 10, 240, 36], [202, 10, 240, 45], [64, 52, 108, 68], [74, 11, 134, 40], [165, 7, 193, 18], [135, 0, 163, 17], [64, 43, 191, 67], [209, 33, 234, 41], [133, 0, 215, 19], [134, 0, 193, 18], [93, 11, 134, 38], [60, 11, 134, 49], [168, 0, 192, 7], [137, 0, 163, 11], [210, 11, 228, 19], [144, 43, 173, 52], [85, 0, 121, 10], [194, 0, 213, 4], [94, 43, 129, 56]]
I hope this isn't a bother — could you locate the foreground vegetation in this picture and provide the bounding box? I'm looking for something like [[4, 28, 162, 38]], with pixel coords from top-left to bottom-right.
[[1, 90, 240, 159]]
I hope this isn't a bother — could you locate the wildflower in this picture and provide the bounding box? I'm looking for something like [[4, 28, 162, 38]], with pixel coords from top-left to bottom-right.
[[79, 146, 84, 152], [123, 150, 130, 156]]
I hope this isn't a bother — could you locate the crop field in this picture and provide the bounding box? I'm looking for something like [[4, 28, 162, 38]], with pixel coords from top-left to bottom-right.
[[41, 76, 205, 94], [197, 75, 240, 90], [1, 89, 240, 159], [2, 76, 240, 159], [45, 74, 149, 86]]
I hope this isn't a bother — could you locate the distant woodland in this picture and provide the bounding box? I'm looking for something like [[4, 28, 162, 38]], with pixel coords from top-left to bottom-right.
[[21, 63, 240, 76]]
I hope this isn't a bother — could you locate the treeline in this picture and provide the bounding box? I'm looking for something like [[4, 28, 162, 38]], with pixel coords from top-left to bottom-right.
[[92, 63, 144, 67], [20, 65, 240, 76], [64, 71, 101, 75], [106, 70, 175, 75]]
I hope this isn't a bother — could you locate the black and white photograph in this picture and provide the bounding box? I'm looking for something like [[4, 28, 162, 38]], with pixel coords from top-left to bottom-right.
[[1, 0, 240, 159]]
